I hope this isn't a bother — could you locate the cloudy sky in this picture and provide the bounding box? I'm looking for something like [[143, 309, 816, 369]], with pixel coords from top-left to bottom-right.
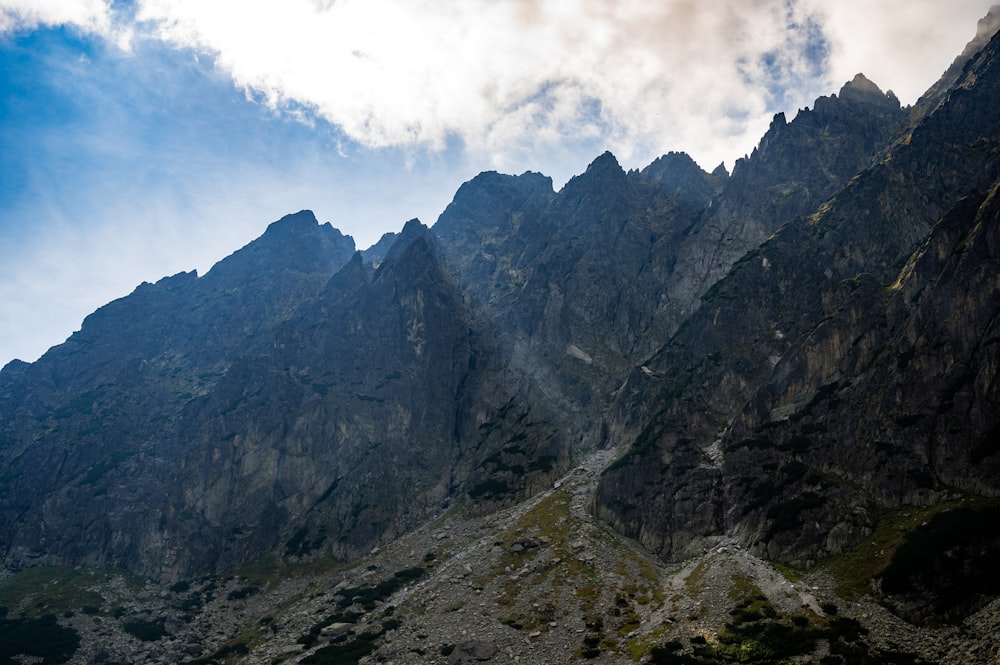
[[1, 0, 996, 365]]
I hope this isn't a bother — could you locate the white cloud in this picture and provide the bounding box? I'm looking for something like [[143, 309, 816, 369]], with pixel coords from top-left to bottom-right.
[[5, 0, 996, 172], [126, 0, 830, 170], [803, 0, 997, 104], [0, 0, 109, 33]]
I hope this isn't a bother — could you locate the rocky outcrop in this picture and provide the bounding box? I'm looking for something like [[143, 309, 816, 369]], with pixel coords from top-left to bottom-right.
[[661, 73, 906, 329]]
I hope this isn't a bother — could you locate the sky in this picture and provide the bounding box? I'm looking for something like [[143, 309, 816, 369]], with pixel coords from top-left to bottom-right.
[[1, 0, 997, 366]]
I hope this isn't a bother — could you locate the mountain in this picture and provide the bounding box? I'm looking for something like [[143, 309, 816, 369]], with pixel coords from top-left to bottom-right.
[[593, 13, 1000, 572], [0, 215, 568, 580], [2, 11, 1000, 665]]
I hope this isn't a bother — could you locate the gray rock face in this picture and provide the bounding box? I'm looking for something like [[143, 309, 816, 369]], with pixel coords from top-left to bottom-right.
[[593, 24, 1000, 573], [0, 217, 566, 580], [432, 74, 906, 442]]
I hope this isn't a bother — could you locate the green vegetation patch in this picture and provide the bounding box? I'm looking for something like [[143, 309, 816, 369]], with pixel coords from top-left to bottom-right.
[[879, 504, 1000, 623], [296, 610, 364, 649], [300, 616, 401, 665], [301, 635, 376, 665], [820, 498, 996, 599], [123, 617, 167, 642], [0, 566, 120, 616], [645, 601, 930, 665], [336, 566, 425, 612], [180, 633, 253, 665]]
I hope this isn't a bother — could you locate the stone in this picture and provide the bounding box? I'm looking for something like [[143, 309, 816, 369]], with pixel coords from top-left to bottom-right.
[[447, 641, 498, 664]]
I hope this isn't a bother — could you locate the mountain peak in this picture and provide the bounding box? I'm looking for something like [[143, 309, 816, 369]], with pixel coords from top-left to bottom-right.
[[912, 7, 1000, 117], [263, 209, 320, 235], [383, 218, 436, 264], [585, 151, 624, 176], [562, 151, 627, 196], [640, 151, 724, 204], [975, 5, 1000, 45], [841, 72, 880, 94], [838, 73, 900, 108], [397, 218, 431, 244]]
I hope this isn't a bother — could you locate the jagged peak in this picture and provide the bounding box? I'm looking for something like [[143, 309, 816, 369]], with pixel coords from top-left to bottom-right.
[[399, 217, 428, 237], [840, 73, 881, 96], [437, 170, 554, 224], [639, 151, 725, 196], [0, 358, 29, 377], [360, 231, 399, 267], [643, 151, 701, 172], [372, 230, 398, 246], [263, 209, 319, 235], [260, 209, 354, 247], [584, 150, 624, 176], [453, 169, 554, 198], [324, 250, 371, 290], [969, 6, 1000, 54], [913, 6, 1000, 118], [981, 5, 1000, 29], [837, 73, 899, 109], [561, 151, 627, 195], [382, 218, 438, 265]]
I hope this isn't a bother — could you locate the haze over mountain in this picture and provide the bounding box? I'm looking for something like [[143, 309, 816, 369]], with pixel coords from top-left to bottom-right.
[[1, 6, 1000, 665]]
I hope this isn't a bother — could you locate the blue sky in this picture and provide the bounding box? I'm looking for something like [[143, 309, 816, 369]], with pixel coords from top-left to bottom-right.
[[1, 0, 996, 365]]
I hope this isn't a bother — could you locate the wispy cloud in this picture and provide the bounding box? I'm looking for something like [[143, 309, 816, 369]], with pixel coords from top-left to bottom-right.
[[803, 0, 997, 104], [0, 0, 110, 33], [3, 0, 994, 170], [125, 0, 996, 170], [127, 0, 828, 171]]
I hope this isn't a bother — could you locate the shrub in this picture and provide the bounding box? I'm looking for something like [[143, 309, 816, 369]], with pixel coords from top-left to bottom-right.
[[227, 585, 260, 601], [123, 618, 167, 642], [0, 614, 80, 664]]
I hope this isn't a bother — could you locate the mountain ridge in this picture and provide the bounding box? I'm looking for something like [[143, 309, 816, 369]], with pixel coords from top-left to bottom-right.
[[2, 12, 1000, 665]]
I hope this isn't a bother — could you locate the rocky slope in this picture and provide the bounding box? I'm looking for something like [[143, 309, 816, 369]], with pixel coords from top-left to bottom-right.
[[4, 448, 996, 665]]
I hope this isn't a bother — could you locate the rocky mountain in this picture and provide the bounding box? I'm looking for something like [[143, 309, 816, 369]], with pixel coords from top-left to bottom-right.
[[2, 10, 1000, 665], [0, 214, 569, 581], [593, 12, 1000, 570]]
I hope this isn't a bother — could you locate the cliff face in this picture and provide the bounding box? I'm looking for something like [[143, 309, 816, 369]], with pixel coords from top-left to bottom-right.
[[1, 14, 999, 619], [432, 77, 905, 436], [0, 218, 566, 580], [593, 26, 1000, 571]]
